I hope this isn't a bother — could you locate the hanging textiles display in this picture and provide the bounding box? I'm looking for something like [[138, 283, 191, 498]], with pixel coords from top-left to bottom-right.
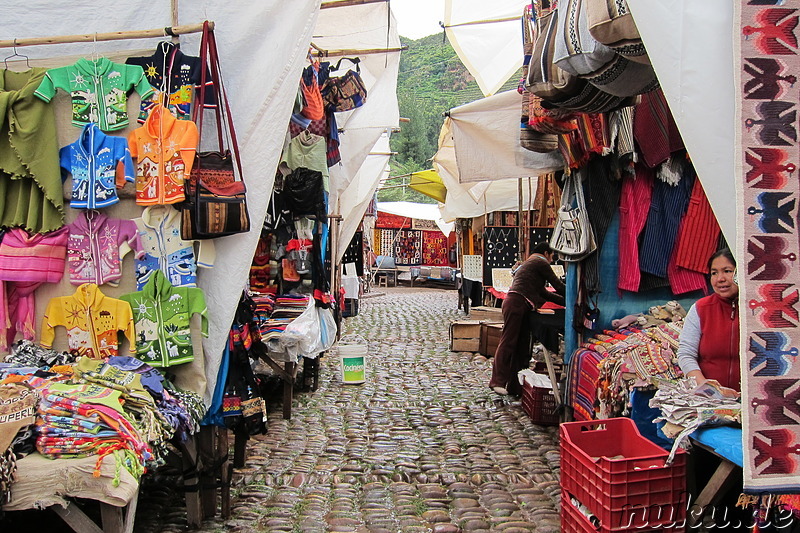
[[412, 218, 439, 231], [375, 212, 411, 229], [379, 229, 394, 257], [393, 229, 423, 266], [533, 174, 562, 227], [341, 231, 364, 276], [422, 232, 448, 266], [738, 1, 800, 494], [483, 227, 519, 285]]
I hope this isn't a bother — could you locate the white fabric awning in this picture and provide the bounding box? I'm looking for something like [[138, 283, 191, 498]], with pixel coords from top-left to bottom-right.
[[377, 201, 454, 236]]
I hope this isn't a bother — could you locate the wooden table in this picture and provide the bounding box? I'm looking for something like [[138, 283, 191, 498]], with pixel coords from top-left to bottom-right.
[[686, 426, 743, 528]]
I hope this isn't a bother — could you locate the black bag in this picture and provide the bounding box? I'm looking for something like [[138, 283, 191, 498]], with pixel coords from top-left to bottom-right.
[[181, 21, 250, 240]]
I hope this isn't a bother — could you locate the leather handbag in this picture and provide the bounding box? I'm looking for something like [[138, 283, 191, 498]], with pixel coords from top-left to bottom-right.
[[550, 170, 596, 261], [586, 0, 649, 63], [553, 0, 617, 77], [321, 57, 367, 112], [181, 22, 250, 240]]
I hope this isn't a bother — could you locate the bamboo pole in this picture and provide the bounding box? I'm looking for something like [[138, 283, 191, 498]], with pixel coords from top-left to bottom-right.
[[0, 21, 213, 49], [518, 178, 524, 261], [310, 45, 407, 57], [442, 16, 519, 29], [170, 0, 181, 45], [321, 0, 388, 8]]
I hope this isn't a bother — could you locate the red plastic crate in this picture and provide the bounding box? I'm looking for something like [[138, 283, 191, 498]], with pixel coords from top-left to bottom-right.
[[521, 378, 559, 425], [562, 491, 686, 533], [560, 418, 687, 530]]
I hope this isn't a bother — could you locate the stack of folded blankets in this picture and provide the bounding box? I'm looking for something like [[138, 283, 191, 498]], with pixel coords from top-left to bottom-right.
[[260, 294, 309, 344]]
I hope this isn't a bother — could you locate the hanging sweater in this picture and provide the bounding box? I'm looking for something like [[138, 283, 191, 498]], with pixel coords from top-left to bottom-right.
[[34, 57, 154, 132], [40, 283, 136, 360], [121, 269, 208, 367], [60, 123, 135, 209], [0, 68, 65, 233], [66, 211, 144, 287], [128, 105, 198, 205]]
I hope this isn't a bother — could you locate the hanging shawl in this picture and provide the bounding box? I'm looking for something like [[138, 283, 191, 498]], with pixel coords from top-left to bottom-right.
[[0, 68, 64, 233]]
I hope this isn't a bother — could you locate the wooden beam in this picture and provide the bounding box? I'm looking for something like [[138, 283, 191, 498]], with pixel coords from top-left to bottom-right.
[[0, 21, 213, 49], [321, 0, 388, 8], [442, 16, 519, 29], [51, 503, 104, 533], [310, 45, 407, 57]]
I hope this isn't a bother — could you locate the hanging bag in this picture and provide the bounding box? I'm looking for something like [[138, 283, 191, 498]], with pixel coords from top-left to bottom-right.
[[550, 171, 596, 260], [300, 62, 326, 120], [553, 0, 617, 77], [321, 57, 368, 112], [586, 0, 649, 63], [180, 21, 250, 240]]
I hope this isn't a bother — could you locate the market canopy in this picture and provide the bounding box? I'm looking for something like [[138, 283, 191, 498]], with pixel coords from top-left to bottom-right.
[[409, 170, 447, 203], [444, 0, 526, 96], [377, 201, 454, 236]]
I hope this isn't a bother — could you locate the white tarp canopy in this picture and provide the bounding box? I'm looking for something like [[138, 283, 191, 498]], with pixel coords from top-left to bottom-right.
[[314, 2, 400, 260], [447, 90, 563, 183], [376, 201, 454, 236], [444, 0, 527, 96], [4, 1, 320, 404], [627, 0, 736, 245], [435, 115, 538, 222]]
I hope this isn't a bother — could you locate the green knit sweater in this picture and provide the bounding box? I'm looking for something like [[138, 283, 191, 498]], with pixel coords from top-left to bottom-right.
[[0, 68, 64, 233]]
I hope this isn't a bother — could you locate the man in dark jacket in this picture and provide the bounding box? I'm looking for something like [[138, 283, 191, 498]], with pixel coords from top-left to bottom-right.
[[489, 242, 565, 395]]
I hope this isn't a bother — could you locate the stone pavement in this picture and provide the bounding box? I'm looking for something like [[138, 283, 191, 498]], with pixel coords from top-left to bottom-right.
[[139, 287, 562, 533]]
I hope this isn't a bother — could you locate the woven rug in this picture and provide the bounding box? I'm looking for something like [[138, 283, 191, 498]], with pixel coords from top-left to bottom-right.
[[738, 1, 800, 494], [393, 229, 422, 266]]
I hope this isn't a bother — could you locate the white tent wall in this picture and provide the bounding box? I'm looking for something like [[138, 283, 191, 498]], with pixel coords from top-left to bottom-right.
[[444, 0, 527, 96], [627, 0, 736, 246], [313, 2, 400, 264], [435, 117, 539, 222], [336, 133, 391, 263], [448, 91, 563, 184], [376, 202, 454, 236], [3, 1, 321, 404]]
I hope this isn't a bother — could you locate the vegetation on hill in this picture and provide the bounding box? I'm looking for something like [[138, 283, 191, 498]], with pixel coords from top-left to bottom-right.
[[380, 33, 520, 203]]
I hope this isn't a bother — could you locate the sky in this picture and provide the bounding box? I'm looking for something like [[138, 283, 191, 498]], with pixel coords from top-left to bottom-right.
[[392, 0, 446, 39]]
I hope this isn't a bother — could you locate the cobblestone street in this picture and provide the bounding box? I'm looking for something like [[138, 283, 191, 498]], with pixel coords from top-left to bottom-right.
[[139, 287, 561, 533]]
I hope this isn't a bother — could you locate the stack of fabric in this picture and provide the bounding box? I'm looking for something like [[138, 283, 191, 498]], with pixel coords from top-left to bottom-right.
[[35, 381, 153, 483], [260, 294, 310, 343]]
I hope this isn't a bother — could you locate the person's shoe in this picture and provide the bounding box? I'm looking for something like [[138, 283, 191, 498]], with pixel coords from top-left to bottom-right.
[[492, 386, 509, 396]]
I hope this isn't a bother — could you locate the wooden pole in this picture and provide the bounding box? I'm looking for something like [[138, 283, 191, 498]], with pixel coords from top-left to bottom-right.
[[170, 0, 181, 45], [442, 16, 519, 29], [321, 0, 388, 8], [0, 21, 213, 49], [518, 178, 524, 261], [310, 45, 407, 57]]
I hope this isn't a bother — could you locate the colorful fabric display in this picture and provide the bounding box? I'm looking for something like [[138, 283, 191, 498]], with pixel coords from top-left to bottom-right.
[[0, 227, 69, 351], [128, 105, 198, 205], [133, 205, 215, 290], [40, 283, 136, 359], [67, 211, 144, 287], [35, 382, 152, 482], [121, 269, 208, 367], [0, 68, 65, 234], [5, 339, 75, 368], [126, 42, 213, 123], [34, 58, 154, 132], [59, 123, 135, 209]]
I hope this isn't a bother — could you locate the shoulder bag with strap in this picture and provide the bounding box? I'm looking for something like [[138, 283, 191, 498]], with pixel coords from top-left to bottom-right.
[[180, 21, 251, 240], [549, 170, 596, 261]]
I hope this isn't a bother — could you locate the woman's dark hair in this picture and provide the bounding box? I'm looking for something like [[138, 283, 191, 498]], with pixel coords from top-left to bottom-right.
[[532, 241, 553, 255], [707, 248, 736, 272]]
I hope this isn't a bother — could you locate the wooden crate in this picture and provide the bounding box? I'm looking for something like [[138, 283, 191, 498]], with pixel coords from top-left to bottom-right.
[[450, 320, 482, 352], [480, 323, 503, 356], [469, 306, 503, 323]]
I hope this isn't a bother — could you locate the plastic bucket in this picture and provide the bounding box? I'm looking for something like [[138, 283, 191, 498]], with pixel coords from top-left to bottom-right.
[[338, 337, 367, 384]]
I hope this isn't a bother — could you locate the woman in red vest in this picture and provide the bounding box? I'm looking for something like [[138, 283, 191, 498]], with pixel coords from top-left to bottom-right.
[[677, 249, 740, 393]]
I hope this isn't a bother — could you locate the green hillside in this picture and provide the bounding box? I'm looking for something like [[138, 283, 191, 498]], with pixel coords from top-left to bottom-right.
[[382, 33, 520, 203]]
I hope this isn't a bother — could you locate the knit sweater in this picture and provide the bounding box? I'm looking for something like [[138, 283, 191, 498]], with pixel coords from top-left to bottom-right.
[[0, 68, 65, 232]]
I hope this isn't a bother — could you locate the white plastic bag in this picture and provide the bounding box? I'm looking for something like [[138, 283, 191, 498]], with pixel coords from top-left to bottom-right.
[[281, 298, 322, 359], [317, 307, 337, 352]]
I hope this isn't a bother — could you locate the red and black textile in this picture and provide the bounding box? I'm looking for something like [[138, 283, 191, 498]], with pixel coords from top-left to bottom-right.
[[376, 212, 411, 229], [566, 348, 603, 421], [633, 89, 685, 168], [249, 231, 273, 292], [422, 232, 449, 266], [393, 229, 422, 266]]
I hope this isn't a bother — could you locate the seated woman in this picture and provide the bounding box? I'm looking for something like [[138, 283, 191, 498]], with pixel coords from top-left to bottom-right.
[[677, 249, 740, 394]]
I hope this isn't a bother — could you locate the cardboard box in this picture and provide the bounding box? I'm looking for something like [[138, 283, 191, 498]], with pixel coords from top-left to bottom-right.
[[480, 323, 503, 356], [469, 306, 503, 323]]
